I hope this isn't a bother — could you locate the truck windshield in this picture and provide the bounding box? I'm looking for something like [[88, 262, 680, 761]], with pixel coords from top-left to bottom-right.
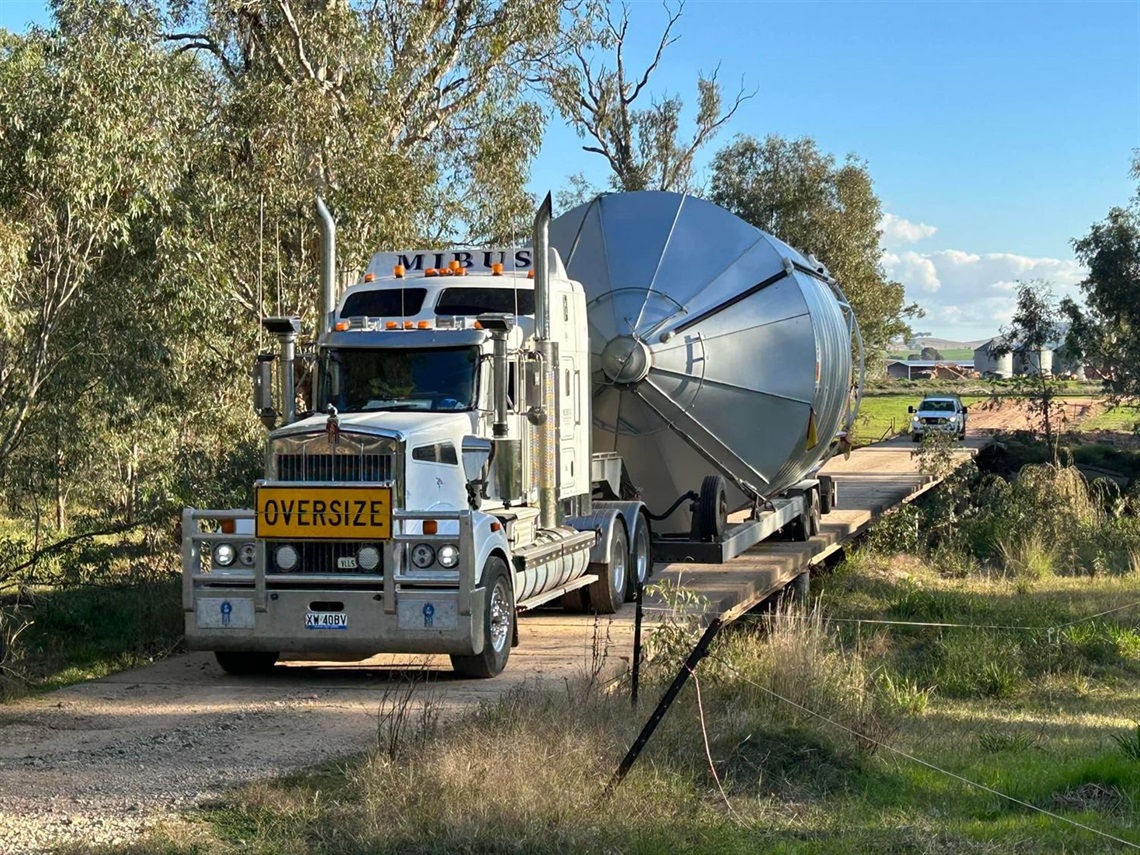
[[323, 347, 478, 413], [920, 400, 957, 412]]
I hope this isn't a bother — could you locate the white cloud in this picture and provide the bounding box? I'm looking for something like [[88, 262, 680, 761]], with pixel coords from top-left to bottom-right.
[[881, 246, 1086, 340], [879, 213, 937, 248]]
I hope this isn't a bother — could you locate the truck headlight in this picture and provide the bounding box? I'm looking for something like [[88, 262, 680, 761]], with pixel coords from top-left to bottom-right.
[[410, 543, 436, 569], [275, 544, 299, 571], [357, 545, 381, 571], [437, 544, 460, 569], [239, 543, 257, 567], [213, 543, 236, 567]]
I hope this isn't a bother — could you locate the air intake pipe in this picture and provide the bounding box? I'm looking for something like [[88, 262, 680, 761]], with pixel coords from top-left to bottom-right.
[[533, 194, 560, 529], [315, 197, 337, 335]]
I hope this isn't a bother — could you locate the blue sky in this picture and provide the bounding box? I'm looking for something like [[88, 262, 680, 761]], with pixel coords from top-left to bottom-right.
[[3, 0, 1138, 341]]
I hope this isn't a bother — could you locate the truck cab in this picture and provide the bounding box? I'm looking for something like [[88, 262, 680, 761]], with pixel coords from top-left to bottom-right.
[[181, 200, 646, 679]]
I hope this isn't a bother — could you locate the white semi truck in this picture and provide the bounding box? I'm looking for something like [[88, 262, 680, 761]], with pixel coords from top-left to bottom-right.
[[182, 192, 862, 677]]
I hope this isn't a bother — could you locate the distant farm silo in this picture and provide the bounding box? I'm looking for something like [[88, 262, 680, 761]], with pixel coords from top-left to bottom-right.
[[974, 339, 1013, 378], [1017, 347, 1053, 376]]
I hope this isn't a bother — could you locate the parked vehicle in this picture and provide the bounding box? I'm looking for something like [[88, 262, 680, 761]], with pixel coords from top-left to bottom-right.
[[181, 192, 863, 677], [909, 395, 968, 441]]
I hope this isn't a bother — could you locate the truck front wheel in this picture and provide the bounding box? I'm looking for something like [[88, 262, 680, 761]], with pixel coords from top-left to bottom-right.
[[215, 651, 278, 675], [451, 557, 514, 679]]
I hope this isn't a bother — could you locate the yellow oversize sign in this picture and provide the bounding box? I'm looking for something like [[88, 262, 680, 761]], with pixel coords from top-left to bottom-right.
[[256, 487, 392, 540]]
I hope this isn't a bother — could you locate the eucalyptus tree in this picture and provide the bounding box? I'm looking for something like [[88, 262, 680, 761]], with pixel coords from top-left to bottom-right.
[[708, 134, 917, 355], [0, 0, 204, 524], [1064, 156, 1140, 401], [539, 0, 750, 194]]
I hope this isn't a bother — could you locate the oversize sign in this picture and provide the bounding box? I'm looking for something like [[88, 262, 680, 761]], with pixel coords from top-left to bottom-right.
[[255, 487, 392, 540]]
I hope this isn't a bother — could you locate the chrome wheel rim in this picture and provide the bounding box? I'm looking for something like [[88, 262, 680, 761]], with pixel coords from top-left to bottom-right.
[[489, 579, 511, 653], [634, 524, 651, 584], [611, 534, 627, 593]]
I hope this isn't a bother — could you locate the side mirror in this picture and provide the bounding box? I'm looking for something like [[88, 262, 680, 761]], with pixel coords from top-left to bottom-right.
[[461, 436, 494, 510], [253, 354, 277, 429], [962, 406, 969, 414], [907, 406, 915, 414], [462, 436, 493, 483]]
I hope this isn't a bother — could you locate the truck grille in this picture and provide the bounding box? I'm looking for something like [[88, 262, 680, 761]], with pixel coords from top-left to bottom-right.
[[269, 431, 399, 484], [268, 542, 383, 575], [275, 453, 393, 482], [921, 417, 949, 425]]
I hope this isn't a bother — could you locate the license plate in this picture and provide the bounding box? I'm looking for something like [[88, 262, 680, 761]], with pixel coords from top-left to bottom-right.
[[337, 556, 358, 569], [256, 486, 392, 540], [305, 612, 348, 630]]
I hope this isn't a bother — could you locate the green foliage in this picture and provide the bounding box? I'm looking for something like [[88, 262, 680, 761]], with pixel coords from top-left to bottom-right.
[[1112, 723, 1140, 762], [1065, 155, 1140, 401], [708, 134, 919, 353], [977, 727, 1042, 754]]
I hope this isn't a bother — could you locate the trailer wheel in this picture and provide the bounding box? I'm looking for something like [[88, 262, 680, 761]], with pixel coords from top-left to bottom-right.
[[787, 498, 811, 543], [588, 523, 627, 614], [819, 475, 835, 515], [787, 571, 810, 605], [451, 557, 514, 679], [215, 651, 278, 675], [625, 513, 652, 602], [698, 475, 728, 542]]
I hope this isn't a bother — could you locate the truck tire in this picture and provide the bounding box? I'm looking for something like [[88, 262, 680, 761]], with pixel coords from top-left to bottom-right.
[[819, 476, 836, 515], [786, 570, 810, 605], [786, 499, 811, 543], [588, 523, 627, 615], [625, 512, 652, 602], [451, 557, 514, 679], [561, 586, 590, 613], [215, 651, 278, 675], [698, 475, 728, 542]]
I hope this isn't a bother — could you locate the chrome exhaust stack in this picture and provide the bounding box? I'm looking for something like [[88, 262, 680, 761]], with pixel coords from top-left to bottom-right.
[[532, 194, 560, 529], [315, 197, 337, 335]]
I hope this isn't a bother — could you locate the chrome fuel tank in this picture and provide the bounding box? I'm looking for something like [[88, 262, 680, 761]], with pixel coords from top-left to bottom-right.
[[550, 192, 861, 533]]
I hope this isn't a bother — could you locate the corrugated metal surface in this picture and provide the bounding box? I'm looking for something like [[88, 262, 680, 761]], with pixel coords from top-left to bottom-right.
[[551, 192, 858, 533]]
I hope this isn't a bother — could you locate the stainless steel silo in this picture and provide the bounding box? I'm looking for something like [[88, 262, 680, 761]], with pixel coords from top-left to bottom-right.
[[550, 192, 862, 534]]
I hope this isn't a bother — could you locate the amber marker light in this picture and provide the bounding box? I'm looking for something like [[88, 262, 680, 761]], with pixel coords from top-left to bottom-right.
[[394, 265, 405, 278], [386, 321, 399, 329], [425, 268, 438, 276], [403, 321, 414, 329], [423, 520, 439, 535], [334, 321, 350, 331], [491, 262, 503, 276], [417, 320, 431, 329], [364, 272, 376, 282]]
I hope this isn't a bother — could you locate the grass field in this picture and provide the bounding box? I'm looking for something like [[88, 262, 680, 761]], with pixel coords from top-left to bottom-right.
[[123, 552, 1140, 855], [1080, 404, 1140, 434]]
